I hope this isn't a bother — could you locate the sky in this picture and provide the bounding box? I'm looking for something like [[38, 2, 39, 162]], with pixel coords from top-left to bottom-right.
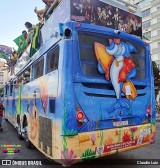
[[0, 0, 45, 50]]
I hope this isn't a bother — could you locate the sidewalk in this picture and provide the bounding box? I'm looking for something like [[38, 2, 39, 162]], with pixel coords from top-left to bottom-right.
[[156, 113, 160, 122]]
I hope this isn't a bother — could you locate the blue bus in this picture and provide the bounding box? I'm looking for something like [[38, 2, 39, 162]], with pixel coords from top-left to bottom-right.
[[3, 0, 156, 166]]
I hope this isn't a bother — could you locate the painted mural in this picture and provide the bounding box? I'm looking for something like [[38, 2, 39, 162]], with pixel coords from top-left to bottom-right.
[[71, 0, 142, 37], [94, 39, 137, 115]]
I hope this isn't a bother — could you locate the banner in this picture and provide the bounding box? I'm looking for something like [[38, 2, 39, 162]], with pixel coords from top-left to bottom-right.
[[71, 0, 142, 37], [0, 45, 12, 60]]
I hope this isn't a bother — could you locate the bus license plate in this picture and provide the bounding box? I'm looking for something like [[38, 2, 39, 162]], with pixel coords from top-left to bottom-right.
[[113, 120, 128, 127]]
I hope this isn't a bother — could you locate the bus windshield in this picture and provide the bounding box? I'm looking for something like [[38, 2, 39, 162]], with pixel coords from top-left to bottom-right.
[[78, 31, 146, 82]]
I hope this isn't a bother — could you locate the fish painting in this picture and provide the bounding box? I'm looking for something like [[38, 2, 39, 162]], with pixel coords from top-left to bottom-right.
[[94, 39, 137, 115]]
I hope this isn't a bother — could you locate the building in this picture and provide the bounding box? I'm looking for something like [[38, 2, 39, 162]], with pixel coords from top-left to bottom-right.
[[0, 61, 9, 89], [126, 0, 160, 67]]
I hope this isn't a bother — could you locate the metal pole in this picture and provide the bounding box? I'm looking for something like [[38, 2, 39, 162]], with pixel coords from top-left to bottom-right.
[[44, 0, 59, 21]]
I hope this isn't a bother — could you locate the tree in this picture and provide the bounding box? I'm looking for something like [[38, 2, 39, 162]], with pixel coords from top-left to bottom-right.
[[152, 61, 159, 80], [152, 61, 160, 98]]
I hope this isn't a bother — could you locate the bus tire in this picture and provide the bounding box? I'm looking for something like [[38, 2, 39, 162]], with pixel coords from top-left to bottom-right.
[[25, 138, 32, 149], [5, 118, 8, 122], [23, 119, 33, 149], [17, 124, 23, 140]]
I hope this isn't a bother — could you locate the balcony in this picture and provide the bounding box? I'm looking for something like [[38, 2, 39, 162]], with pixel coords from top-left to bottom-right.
[[151, 10, 160, 18], [151, 35, 160, 42], [151, 47, 160, 55], [151, 22, 160, 30], [152, 0, 160, 7]]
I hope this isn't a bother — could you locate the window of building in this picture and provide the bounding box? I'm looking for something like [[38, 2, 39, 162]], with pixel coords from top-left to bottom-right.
[[142, 20, 151, 30], [143, 31, 151, 39], [142, 9, 150, 18], [157, 6, 160, 11], [157, 30, 160, 35], [33, 58, 44, 79], [46, 47, 59, 74], [157, 18, 160, 23]]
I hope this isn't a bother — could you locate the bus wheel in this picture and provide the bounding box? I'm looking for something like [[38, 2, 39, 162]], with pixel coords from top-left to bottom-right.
[[5, 118, 8, 122], [25, 136, 32, 149], [22, 120, 32, 149], [17, 124, 23, 140]]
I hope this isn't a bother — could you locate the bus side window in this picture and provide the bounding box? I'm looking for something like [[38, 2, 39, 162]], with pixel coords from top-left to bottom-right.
[[14, 80, 17, 89], [5, 85, 8, 97], [16, 76, 23, 87], [24, 69, 31, 84], [10, 82, 13, 96], [33, 58, 44, 79], [46, 47, 59, 74], [5, 86, 7, 97]]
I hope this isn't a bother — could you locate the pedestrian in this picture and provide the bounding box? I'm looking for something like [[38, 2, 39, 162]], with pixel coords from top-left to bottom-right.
[[0, 102, 4, 131]]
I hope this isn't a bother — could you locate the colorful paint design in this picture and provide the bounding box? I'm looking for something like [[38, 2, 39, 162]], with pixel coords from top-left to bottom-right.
[[94, 39, 138, 116], [71, 0, 142, 37], [3, 14, 156, 166]]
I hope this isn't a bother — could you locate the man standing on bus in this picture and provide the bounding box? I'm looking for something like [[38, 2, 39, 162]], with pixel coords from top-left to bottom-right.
[[0, 102, 4, 130]]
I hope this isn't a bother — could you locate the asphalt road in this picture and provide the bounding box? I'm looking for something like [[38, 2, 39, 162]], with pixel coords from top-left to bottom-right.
[[0, 120, 160, 168]]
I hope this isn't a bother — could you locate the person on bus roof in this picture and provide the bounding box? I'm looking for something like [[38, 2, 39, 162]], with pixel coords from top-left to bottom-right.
[[22, 30, 28, 41], [24, 22, 36, 45]]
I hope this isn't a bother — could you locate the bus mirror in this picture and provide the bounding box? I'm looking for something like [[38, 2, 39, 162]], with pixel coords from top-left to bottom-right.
[[114, 30, 121, 35], [64, 28, 72, 39]]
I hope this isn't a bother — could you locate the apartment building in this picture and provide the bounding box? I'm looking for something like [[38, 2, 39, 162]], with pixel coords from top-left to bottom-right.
[[0, 61, 9, 89], [127, 0, 160, 66]]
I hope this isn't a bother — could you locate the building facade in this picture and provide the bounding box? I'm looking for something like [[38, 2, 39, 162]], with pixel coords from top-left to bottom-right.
[[127, 0, 160, 66], [0, 61, 9, 89]]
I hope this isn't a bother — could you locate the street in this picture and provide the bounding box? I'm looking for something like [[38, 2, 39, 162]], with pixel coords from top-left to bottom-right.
[[0, 120, 159, 168]]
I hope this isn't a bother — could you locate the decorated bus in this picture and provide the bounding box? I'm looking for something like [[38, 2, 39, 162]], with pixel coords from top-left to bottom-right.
[[3, 0, 156, 166]]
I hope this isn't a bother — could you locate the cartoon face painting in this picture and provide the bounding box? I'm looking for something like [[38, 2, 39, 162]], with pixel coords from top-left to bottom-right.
[[94, 39, 137, 114]]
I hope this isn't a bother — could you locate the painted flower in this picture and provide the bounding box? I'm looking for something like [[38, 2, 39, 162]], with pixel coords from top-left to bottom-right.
[[91, 134, 96, 145], [61, 148, 77, 166], [129, 127, 138, 133], [122, 132, 131, 142], [115, 129, 119, 136]]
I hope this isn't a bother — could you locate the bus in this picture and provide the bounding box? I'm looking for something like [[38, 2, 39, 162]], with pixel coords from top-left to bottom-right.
[[3, 0, 156, 166]]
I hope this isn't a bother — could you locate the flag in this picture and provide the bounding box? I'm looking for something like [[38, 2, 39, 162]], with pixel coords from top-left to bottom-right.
[[29, 26, 41, 57], [0, 45, 12, 60], [13, 35, 27, 52], [0, 54, 10, 60]]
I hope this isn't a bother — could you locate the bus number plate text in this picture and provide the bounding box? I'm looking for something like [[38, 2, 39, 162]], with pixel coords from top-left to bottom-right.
[[113, 120, 128, 127]]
